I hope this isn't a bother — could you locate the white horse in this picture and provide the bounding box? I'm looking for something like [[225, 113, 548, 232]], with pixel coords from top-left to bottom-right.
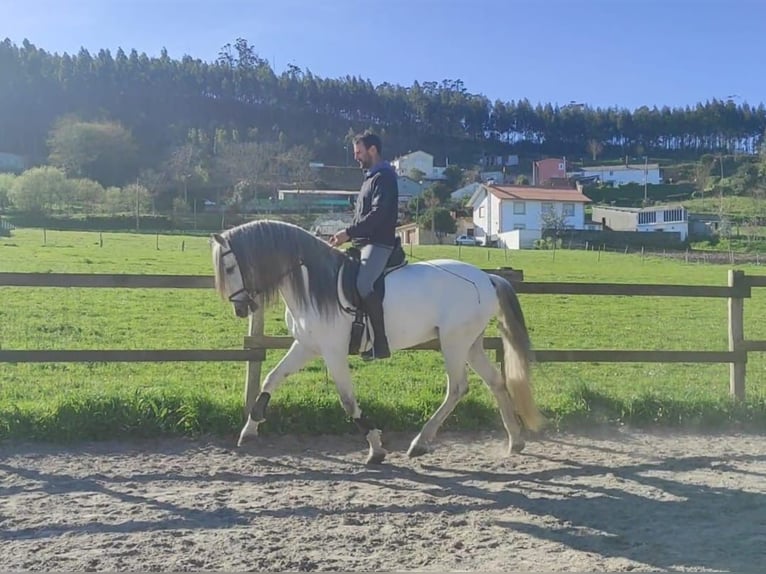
[[211, 219, 544, 464]]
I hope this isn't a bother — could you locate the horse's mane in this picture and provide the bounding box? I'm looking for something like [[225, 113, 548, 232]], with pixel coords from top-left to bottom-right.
[[217, 219, 346, 317]]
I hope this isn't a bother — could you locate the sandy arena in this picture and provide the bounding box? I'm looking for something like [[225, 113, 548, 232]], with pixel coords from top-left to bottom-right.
[[1, 427, 764, 572]]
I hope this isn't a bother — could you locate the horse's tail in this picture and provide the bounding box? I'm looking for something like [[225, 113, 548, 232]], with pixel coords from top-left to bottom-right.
[[489, 274, 546, 432]]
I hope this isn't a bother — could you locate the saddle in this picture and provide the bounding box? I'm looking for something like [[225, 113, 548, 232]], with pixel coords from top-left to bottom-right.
[[340, 237, 407, 356]]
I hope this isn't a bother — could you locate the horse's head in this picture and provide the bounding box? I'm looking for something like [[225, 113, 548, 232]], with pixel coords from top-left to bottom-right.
[[211, 232, 258, 318]]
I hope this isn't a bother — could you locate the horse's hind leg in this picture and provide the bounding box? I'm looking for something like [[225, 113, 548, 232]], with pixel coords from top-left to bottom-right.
[[238, 339, 316, 446], [407, 334, 470, 458], [467, 336, 525, 454], [324, 352, 387, 465]]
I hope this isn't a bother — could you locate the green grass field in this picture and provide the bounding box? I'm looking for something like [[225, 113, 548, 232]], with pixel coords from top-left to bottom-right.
[[2, 227, 766, 442]]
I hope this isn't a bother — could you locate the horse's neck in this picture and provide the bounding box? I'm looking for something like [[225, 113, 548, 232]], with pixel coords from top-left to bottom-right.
[[276, 275, 302, 315], [276, 267, 325, 322], [278, 259, 346, 325]]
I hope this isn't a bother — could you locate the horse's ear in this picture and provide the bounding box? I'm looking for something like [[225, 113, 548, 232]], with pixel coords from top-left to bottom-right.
[[211, 233, 226, 246]]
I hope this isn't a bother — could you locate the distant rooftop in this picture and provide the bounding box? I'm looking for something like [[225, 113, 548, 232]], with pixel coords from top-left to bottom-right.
[[593, 204, 686, 212], [488, 185, 591, 203], [575, 163, 661, 172]]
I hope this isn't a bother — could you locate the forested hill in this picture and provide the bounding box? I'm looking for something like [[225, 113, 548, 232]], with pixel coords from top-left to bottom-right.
[[2, 37, 766, 171]]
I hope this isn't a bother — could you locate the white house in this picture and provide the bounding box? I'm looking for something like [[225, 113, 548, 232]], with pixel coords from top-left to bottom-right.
[[391, 150, 446, 181], [591, 204, 689, 241], [466, 184, 591, 249], [568, 163, 661, 187]]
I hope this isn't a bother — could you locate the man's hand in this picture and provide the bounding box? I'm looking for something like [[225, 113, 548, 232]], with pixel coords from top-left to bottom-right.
[[329, 229, 350, 247]]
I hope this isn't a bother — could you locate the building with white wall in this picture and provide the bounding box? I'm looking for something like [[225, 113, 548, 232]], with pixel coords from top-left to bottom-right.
[[390, 150, 446, 181], [466, 184, 591, 248], [569, 163, 662, 187], [591, 204, 689, 240]]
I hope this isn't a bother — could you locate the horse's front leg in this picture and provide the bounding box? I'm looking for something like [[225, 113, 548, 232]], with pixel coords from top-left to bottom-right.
[[324, 352, 387, 465], [238, 339, 317, 446]]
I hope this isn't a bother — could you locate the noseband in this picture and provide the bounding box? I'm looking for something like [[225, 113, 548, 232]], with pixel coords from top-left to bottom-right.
[[229, 285, 260, 312]]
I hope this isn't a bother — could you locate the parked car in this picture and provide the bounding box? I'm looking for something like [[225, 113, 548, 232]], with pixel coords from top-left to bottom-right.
[[454, 234, 480, 246]]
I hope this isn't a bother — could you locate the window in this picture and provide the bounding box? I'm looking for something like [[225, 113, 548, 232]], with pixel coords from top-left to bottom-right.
[[478, 207, 484, 217], [541, 202, 554, 214], [513, 224, 526, 230], [563, 203, 575, 217], [513, 201, 526, 214], [663, 208, 684, 222], [638, 211, 657, 225]]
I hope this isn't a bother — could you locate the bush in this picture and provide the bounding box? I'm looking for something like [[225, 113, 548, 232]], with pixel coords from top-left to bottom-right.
[[534, 236, 562, 250], [7, 166, 70, 213]]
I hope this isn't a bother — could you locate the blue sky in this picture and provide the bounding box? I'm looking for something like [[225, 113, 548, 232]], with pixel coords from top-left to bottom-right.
[[5, 0, 764, 111]]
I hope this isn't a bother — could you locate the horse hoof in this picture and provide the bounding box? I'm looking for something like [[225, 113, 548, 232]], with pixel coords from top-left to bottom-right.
[[237, 422, 260, 447], [366, 450, 387, 465], [237, 434, 256, 447], [510, 439, 526, 454], [407, 443, 430, 458]]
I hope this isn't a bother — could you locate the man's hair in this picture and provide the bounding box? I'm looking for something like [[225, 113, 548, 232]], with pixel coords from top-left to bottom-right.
[[353, 131, 382, 156]]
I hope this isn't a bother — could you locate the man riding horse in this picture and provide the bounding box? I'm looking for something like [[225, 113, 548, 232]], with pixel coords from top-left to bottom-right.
[[330, 132, 399, 361]]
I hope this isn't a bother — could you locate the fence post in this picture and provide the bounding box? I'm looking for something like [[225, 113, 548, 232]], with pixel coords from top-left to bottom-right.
[[495, 347, 504, 374], [243, 295, 265, 420], [728, 269, 746, 400]]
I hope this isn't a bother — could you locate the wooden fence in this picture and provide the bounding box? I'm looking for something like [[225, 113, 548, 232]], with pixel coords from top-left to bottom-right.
[[1, 268, 764, 417]]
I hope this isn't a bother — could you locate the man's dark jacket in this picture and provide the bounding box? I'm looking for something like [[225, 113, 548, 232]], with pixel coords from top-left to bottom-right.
[[345, 161, 399, 247]]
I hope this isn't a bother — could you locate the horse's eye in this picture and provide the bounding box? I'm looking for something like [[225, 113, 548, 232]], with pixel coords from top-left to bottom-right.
[[225, 266, 235, 274]]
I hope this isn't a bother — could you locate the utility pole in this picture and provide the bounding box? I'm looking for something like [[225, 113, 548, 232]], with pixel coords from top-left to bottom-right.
[[487, 188, 491, 248]]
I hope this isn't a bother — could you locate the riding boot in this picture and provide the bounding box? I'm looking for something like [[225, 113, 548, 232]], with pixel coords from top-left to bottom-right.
[[360, 290, 391, 361]]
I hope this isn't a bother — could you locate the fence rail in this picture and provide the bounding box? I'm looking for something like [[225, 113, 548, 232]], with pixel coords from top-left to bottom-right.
[[0, 349, 266, 363], [0, 271, 745, 297], [0, 272, 213, 289], [241, 334, 742, 364], [1, 268, 762, 415]]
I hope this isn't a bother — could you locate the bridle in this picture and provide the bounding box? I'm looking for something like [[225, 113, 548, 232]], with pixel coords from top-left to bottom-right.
[[219, 247, 260, 312], [220, 246, 304, 313]]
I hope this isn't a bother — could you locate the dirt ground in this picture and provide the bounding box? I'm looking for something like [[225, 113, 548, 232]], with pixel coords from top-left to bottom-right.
[[1, 427, 764, 572]]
